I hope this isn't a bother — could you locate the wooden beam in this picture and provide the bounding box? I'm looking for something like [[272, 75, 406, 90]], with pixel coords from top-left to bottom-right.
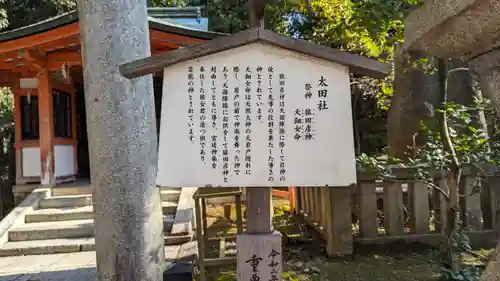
[[19, 49, 47, 71], [0, 64, 37, 77], [0, 23, 80, 54], [47, 52, 81, 63], [0, 71, 11, 86], [150, 39, 179, 50], [0, 59, 21, 69], [149, 30, 206, 46], [37, 36, 81, 52], [47, 61, 81, 71]]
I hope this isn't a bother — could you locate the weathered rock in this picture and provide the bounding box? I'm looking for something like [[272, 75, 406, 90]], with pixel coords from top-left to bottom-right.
[[404, 0, 500, 59]]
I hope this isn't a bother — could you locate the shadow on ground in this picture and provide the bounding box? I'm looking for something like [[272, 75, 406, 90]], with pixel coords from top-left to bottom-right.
[[0, 267, 96, 281]]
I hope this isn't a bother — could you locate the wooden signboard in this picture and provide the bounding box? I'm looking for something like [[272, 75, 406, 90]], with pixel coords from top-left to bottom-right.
[[137, 29, 390, 188], [119, 27, 388, 281]]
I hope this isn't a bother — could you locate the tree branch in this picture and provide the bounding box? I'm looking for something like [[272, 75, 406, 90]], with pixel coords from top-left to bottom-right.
[[438, 59, 460, 172]]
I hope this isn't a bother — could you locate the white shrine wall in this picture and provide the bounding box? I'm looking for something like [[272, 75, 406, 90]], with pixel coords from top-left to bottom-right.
[[22, 147, 41, 177], [157, 43, 356, 187], [54, 144, 75, 177]]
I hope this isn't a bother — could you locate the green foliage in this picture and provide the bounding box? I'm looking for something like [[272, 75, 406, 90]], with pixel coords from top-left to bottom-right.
[[357, 100, 494, 281], [0, 0, 7, 30], [3, 0, 75, 30], [284, 0, 420, 58], [405, 101, 497, 183], [215, 270, 309, 281], [0, 88, 13, 122], [429, 231, 480, 281], [207, 0, 249, 33]]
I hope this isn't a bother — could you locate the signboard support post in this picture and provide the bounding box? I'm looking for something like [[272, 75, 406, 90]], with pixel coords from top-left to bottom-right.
[[237, 2, 283, 281]]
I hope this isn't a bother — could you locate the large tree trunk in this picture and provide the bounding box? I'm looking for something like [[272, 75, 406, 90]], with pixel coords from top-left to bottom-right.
[[469, 48, 500, 281], [387, 48, 440, 160], [78, 1, 165, 280], [388, 49, 482, 160]]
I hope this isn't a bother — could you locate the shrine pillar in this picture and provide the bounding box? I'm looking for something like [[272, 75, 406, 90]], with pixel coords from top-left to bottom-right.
[[38, 67, 56, 186], [11, 74, 23, 184]]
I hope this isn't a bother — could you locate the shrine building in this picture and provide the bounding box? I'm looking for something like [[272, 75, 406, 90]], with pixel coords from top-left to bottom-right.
[[0, 7, 221, 188]]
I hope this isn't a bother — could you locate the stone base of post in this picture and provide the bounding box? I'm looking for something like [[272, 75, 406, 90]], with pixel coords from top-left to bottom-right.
[[237, 232, 283, 281]]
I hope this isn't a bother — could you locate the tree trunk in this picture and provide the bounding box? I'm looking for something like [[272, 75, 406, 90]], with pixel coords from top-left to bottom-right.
[[388, 49, 480, 160], [77, 1, 165, 281], [470, 50, 500, 118], [469, 48, 500, 281], [438, 59, 461, 271], [387, 48, 440, 160]]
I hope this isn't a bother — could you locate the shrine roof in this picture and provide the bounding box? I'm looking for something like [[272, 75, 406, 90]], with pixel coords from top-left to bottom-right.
[[0, 8, 222, 43], [120, 28, 390, 79], [0, 7, 225, 78]]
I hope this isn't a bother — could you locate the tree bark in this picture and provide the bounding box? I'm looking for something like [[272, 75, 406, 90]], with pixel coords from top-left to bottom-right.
[[387, 48, 440, 160], [438, 59, 461, 272], [470, 49, 500, 118], [470, 48, 500, 281], [77, 1, 165, 281], [388, 48, 479, 160]]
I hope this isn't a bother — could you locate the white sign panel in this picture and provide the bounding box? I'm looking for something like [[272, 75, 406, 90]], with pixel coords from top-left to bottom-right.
[[157, 43, 356, 187]]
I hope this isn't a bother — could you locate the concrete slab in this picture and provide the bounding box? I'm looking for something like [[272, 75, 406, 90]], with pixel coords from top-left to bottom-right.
[[0, 253, 67, 274], [0, 246, 196, 280], [49, 252, 97, 270]]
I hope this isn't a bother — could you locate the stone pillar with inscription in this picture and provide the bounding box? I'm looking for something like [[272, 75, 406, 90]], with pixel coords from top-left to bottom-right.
[[78, 1, 165, 281]]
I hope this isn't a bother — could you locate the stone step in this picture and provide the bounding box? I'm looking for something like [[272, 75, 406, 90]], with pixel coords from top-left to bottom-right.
[[25, 206, 94, 223], [25, 205, 178, 224], [0, 237, 189, 257], [0, 238, 95, 257], [164, 233, 192, 246], [8, 219, 95, 242], [160, 189, 182, 202], [11, 215, 176, 242], [51, 187, 92, 197], [163, 214, 176, 233], [39, 195, 92, 209], [162, 201, 178, 215]]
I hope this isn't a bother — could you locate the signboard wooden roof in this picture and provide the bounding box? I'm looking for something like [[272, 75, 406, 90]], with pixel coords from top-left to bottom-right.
[[120, 28, 390, 79]]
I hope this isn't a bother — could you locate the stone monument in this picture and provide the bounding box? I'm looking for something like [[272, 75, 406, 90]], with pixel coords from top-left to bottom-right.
[[404, 0, 500, 115]]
